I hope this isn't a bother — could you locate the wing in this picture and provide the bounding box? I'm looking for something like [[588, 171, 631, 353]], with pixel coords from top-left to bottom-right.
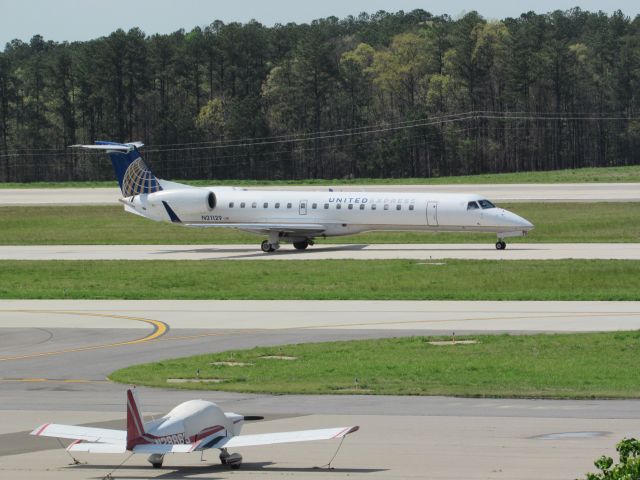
[[183, 222, 326, 236], [212, 426, 359, 449], [67, 442, 126, 453], [30, 423, 126, 444]]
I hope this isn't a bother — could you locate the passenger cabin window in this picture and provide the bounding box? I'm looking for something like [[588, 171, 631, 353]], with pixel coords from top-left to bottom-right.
[[229, 202, 234, 208], [371, 204, 377, 210], [300, 202, 306, 209], [287, 203, 292, 209], [252, 202, 257, 208], [336, 204, 341, 210], [240, 202, 245, 208], [384, 204, 389, 210], [275, 202, 280, 208], [478, 199, 496, 209], [263, 202, 268, 208], [312, 203, 317, 209], [396, 204, 401, 211], [467, 201, 479, 211], [359, 204, 365, 210], [409, 205, 414, 211], [324, 203, 329, 209], [348, 204, 353, 210]]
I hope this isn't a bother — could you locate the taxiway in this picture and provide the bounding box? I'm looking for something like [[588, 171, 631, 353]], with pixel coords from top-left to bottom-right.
[[1, 182, 639, 205], [0, 242, 638, 260], [1, 300, 639, 479]]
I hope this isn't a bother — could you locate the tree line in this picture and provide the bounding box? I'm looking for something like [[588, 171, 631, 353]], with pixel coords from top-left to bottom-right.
[[0, 8, 639, 182]]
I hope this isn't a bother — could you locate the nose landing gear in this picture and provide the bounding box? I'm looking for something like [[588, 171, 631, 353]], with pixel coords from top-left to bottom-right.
[[495, 240, 507, 250]]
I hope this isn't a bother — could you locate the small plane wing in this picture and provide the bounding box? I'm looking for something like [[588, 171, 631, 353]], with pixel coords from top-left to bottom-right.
[[67, 442, 127, 453], [30, 423, 125, 444], [211, 426, 359, 449]]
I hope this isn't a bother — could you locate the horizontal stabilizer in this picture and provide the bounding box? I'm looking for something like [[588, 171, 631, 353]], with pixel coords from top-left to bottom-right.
[[214, 426, 359, 449], [70, 141, 144, 152], [30, 423, 125, 444], [68, 442, 127, 454]]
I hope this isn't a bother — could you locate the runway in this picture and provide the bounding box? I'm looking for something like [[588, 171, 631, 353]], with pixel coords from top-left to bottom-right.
[[0, 242, 638, 260], [1, 300, 639, 479], [1, 182, 639, 205]]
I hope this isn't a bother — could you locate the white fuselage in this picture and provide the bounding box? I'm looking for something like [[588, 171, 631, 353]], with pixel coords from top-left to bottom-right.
[[142, 400, 243, 445], [130, 185, 534, 241]]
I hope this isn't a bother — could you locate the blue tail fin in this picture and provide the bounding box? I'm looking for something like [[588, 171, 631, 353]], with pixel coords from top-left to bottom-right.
[[72, 141, 162, 197]]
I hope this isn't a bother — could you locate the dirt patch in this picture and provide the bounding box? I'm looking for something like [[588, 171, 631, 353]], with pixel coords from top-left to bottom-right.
[[210, 361, 254, 367], [259, 355, 297, 360], [167, 378, 226, 384]]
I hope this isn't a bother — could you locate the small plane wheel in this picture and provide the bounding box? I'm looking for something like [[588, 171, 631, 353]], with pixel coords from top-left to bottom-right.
[[495, 241, 506, 250], [261, 240, 274, 253], [293, 240, 309, 250]]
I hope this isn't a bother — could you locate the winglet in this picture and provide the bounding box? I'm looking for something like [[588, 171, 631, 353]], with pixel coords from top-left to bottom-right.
[[126, 389, 146, 450]]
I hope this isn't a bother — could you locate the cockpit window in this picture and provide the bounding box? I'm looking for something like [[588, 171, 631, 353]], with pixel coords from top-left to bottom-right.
[[478, 200, 496, 209], [467, 201, 479, 210]]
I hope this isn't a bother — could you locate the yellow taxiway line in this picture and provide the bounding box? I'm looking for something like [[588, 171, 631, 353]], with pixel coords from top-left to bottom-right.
[[0, 310, 168, 362]]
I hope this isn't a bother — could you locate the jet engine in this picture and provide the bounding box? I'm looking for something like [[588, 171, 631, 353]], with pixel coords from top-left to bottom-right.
[[146, 189, 216, 216]]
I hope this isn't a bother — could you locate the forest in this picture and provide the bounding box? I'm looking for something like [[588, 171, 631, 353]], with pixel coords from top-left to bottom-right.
[[0, 8, 639, 182]]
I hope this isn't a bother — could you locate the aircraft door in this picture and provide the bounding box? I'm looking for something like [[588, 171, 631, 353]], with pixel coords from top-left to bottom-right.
[[299, 200, 308, 215], [426, 201, 438, 226]]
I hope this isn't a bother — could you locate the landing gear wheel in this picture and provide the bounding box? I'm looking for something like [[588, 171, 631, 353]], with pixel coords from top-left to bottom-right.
[[261, 240, 275, 253], [495, 240, 506, 250], [220, 451, 242, 469], [293, 240, 309, 250], [148, 453, 164, 468]]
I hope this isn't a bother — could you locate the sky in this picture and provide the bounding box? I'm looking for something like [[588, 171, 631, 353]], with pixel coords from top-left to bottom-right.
[[2, 0, 639, 47]]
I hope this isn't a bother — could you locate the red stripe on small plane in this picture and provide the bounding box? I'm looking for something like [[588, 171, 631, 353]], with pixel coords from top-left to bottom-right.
[[34, 423, 50, 436], [66, 439, 82, 451]]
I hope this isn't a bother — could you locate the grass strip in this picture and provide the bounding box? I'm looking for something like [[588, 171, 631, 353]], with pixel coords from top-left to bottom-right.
[[0, 202, 638, 245], [2, 165, 640, 188], [0, 259, 638, 300], [110, 332, 640, 399]]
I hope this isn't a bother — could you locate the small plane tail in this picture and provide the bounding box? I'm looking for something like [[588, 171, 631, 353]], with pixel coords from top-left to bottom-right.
[[71, 141, 163, 197], [126, 388, 147, 450]]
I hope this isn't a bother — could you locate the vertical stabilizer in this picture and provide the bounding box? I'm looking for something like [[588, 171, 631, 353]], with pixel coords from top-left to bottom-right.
[[126, 388, 146, 450], [70, 141, 163, 197]]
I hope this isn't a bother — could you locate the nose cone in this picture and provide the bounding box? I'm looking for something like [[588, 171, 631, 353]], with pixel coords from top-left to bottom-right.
[[503, 210, 534, 230]]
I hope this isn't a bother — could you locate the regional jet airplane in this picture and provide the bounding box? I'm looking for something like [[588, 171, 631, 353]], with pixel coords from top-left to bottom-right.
[[73, 141, 533, 251], [31, 388, 358, 470]]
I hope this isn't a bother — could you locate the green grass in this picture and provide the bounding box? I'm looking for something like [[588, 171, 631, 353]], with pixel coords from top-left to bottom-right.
[[0, 202, 638, 245], [0, 259, 638, 300], [2, 165, 640, 188], [109, 332, 640, 398]]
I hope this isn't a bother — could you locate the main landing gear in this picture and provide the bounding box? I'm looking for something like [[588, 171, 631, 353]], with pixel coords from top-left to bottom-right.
[[260, 236, 314, 253], [261, 240, 279, 253], [293, 239, 315, 250], [220, 448, 242, 469], [148, 453, 164, 468], [495, 240, 507, 250]]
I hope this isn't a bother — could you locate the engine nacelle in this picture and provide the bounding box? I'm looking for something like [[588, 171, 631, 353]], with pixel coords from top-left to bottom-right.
[[146, 188, 216, 216]]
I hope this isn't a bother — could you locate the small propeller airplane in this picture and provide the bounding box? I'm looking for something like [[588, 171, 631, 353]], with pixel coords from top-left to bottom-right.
[[31, 389, 359, 470], [71, 141, 533, 252]]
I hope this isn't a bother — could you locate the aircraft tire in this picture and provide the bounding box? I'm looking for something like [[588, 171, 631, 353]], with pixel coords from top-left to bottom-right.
[[293, 241, 309, 250], [261, 240, 274, 253], [495, 241, 506, 250]]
